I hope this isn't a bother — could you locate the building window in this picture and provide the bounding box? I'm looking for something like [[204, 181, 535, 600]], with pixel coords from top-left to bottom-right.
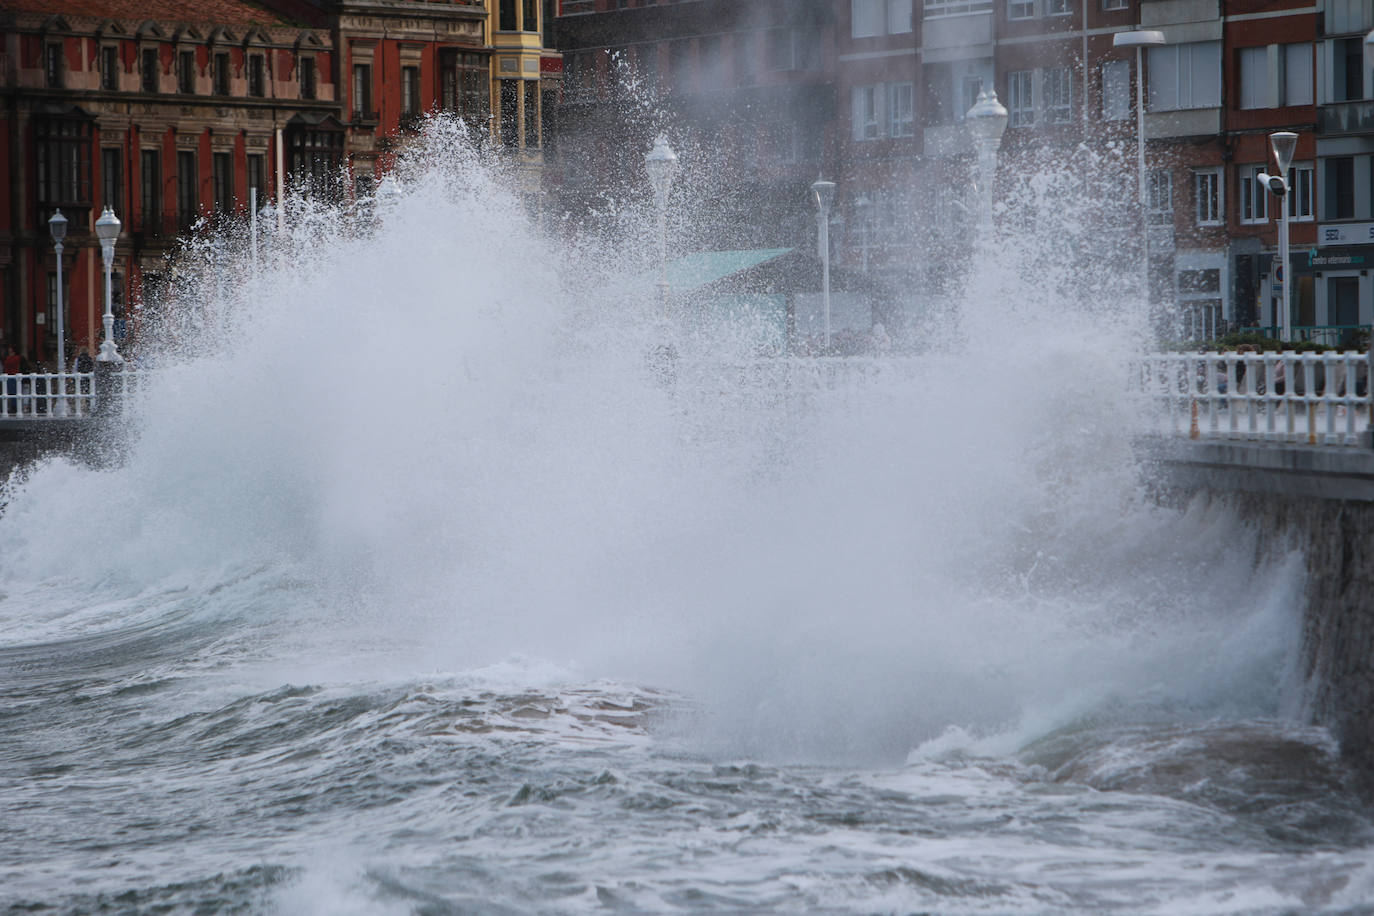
[[101, 148, 122, 213], [1283, 43, 1313, 107], [1238, 45, 1268, 110], [45, 43, 63, 89], [1008, 70, 1034, 127], [1332, 37, 1364, 103], [177, 150, 198, 229], [1008, 0, 1034, 20], [1101, 59, 1129, 120], [178, 50, 196, 94], [1193, 169, 1221, 225], [34, 117, 92, 224], [352, 63, 373, 118], [855, 0, 911, 37], [299, 57, 316, 100], [500, 0, 517, 31], [1148, 169, 1171, 225], [247, 153, 265, 206], [248, 55, 265, 98], [523, 0, 538, 31], [140, 149, 161, 234], [352, 63, 374, 120], [101, 46, 119, 91], [523, 81, 539, 147], [213, 152, 233, 214], [1042, 68, 1072, 123], [852, 84, 883, 140], [1044, 0, 1071, 15], [142, 48, 159, 92], [441, 51, 490, 131], [287, 126, 344, 199], [1147, 42, 1221, 111], [637, 42, 660, 90], [1101, 0, 1127, 8], [1324, 157, 1355, 220], [500, 79, 519, 147], [402, 66, 421, 119], [1288, 163, 1314, 221], [1239, 164, 1269, 224], [213, 52, 230, 95], [888, 82, 914, 136], [768, 28, 820, 72]]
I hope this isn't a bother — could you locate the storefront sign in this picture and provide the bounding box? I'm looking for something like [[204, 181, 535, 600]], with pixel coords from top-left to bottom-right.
[[1308, 248, 1367, 267], [1318, 222, 1374, 246]]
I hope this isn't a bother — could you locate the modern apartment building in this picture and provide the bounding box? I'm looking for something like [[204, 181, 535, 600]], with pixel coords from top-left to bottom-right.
[[555, 0, 1369, 342]]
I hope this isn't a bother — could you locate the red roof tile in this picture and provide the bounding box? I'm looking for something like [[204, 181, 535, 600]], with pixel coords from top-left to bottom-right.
[[0, 0, 300, 27]]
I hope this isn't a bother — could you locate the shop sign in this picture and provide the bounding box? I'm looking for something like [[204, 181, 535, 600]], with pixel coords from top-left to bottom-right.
[[1307, 248, 1368, 268], [1319, 222, 1374, 246]]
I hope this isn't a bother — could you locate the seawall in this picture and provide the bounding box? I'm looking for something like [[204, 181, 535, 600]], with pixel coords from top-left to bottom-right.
[[1143, 438, 1374, 788]]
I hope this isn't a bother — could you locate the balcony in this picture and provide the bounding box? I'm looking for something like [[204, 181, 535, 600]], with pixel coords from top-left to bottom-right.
[[1319, 100, 1374, 136]]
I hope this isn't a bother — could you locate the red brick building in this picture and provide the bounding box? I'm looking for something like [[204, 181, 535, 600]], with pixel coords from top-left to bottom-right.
[[0, 0, 561, 363], [554, 0, 1365, 343]]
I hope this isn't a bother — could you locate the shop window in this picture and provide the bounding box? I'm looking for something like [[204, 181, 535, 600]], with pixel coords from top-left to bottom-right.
[[500, 79, 519, 147], [287, 123, 344, 199]]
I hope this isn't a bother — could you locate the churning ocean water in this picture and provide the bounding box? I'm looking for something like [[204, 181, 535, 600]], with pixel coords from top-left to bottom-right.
[[3, 125, 1374, 915]]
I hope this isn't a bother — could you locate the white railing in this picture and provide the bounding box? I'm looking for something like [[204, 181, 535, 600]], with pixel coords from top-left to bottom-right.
[[0, 368, 139, 420], [1139, 350, 1373, 446]]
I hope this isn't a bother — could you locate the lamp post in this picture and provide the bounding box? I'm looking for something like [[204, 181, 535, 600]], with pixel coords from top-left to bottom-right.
[[812, 178, 836, 351], [48, 210, 68, 416], [1261, 131, 1298, 344], [644, 135, 679, 313], [1112, 29, 1167, 320], [965, 89, 1009, 242], [94, 206, 122, 363]]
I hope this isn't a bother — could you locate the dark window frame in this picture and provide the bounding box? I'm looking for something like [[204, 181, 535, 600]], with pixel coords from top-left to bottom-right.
[[141, 47, 159, 92], [298, 56, 316, 99], [176, 149, 199, 230], [212, 151, 234, 215], [248, 54, 265, 98], [45, 42, 63, 89], [101, 147, 123, 214], [140, 148, 161, 235], [178, 49, 196, 94], [100, 45, 119, 91], [212, 51, 230, 95], [34, 116, 93, 226], [286, 125, 345, 200]]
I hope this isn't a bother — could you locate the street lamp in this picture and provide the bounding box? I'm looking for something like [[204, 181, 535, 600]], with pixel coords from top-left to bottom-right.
[[644, 135, 679, 312], [1112, 29, 1167, 320], [48, 210, 68, 416], [94, 206, 122, 363], [1258, 131, 1298, 343], [965, 89, 1009, 242], [812, 178, 836, 351]]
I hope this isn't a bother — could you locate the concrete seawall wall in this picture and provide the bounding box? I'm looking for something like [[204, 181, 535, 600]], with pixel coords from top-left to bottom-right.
[[1145, 438, 1374, 788]]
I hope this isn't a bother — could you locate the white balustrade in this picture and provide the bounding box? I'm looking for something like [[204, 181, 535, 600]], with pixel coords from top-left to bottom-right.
[[1139, 350, 1372, 446], [0, 369, 137, 419]]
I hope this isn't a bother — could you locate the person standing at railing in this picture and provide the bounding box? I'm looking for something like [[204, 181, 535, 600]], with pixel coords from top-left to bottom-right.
[[3, 344, 19, 416]]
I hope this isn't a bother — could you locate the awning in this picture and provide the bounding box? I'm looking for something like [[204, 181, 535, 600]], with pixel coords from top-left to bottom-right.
[[665, 248, 793, 293]]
